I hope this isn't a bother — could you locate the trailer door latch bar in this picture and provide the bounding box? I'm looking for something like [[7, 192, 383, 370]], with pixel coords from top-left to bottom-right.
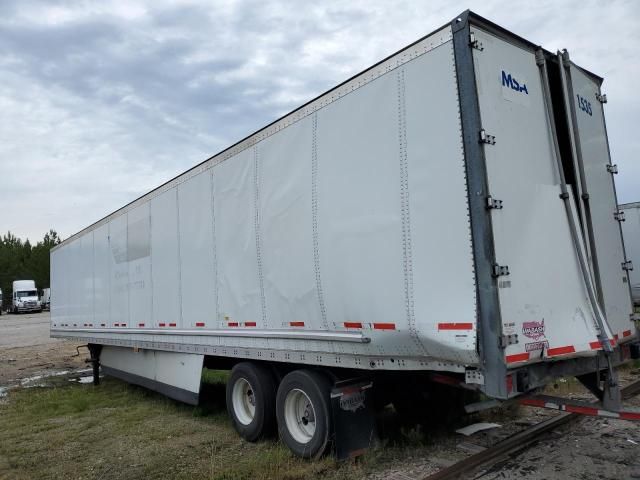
[[614, 210, 626, 222]]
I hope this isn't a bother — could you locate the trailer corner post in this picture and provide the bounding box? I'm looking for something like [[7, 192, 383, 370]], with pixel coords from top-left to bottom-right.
[[451, 12, 507, 399]]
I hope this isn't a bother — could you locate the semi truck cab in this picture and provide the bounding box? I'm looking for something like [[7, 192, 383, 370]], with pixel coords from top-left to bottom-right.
[[12, 280, 42, 313]]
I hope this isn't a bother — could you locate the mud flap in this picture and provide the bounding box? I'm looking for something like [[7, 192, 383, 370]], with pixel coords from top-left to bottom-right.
[[330, 379, 377, 460]]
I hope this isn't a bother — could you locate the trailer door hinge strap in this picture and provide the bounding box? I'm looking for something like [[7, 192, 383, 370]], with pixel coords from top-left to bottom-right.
[[622, 261, 634, 272], [499, 334, 519, 348], [469, 32, 484, 51], [492, 264, 510, 277], [596, 92, 608, 104], [479, 129, 496, 145], [606, 164, 618, 174], [486, 196, 503, 210], [614, 210, 626, 222]]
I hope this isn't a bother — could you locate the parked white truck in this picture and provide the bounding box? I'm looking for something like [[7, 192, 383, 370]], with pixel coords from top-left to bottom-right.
[[12, 280, 42, 313], [51, 11, 639, 458], [620, 202, 640, 306]]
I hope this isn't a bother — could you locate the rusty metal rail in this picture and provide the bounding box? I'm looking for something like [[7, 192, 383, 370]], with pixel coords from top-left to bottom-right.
[[422, 378, 640, 480]]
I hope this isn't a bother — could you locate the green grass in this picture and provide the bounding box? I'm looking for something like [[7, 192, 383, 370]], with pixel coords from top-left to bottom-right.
[[0, 373, 446, 480], [202, 368, 230, 385]]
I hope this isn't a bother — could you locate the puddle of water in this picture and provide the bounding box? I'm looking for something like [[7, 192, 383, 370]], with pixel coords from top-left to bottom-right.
[[20, 371, 70, 385], [0, 368, 99, 395], [19, 368, 93, 386], [68, 376, 95, 384]]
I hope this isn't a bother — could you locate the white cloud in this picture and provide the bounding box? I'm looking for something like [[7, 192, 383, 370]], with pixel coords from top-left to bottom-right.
[[0, 0, 638, 242]]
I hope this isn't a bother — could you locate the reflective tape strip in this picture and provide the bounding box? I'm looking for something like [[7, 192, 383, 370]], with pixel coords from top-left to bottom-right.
[[373, 323, 396, 330], [344, 322, 363, 329], [290, 321, 305, 327], [506, 352, 530, 363], [620, 411, 640, 421], [547, 345, 576, 356], [519, 398, 545, 407], [169, 323, 176, 327], [623, 330, 632, 338], [159, 323, 166, 327], [228, 322, 239, 327], [565, 405, 599, 416], [438, 322, 473, 330], [138, 323, 145, 327], [245, 322, 256, 327], [195, 322, 205, 327], [591, 338, 616, 349], [521, 396, 640, 421]]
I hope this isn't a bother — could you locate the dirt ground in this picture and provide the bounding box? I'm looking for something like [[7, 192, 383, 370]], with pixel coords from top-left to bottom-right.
[[1, 312, 640, 479], [0, 312, 86, 387]]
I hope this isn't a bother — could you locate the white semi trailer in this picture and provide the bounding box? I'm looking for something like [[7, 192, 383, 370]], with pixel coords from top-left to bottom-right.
[[620, 202, 640, 306], [51, 11, 639, 458]]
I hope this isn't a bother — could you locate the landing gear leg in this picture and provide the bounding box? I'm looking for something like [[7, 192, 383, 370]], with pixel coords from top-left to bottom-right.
[[87, 344, 102, 386]]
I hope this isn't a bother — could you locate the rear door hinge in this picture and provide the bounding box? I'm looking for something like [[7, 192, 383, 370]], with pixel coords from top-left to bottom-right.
[[465, 368, 485, 385], [469, 32, 484, 51], [606, 164, 618, 174], [493, 264, 510, 277], [622, 261, 634, 271], [500, 334, 519, 348], [614, 210, 626, 222], [479, 129, 496, 145], [486, 196, 503, 210], [596, 92, 607, 104]]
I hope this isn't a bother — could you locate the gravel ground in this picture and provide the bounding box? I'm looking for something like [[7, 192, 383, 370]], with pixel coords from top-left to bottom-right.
[[366, 372, 640, 480]]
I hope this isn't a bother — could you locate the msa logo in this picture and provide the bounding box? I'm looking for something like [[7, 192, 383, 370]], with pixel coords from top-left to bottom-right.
[[501, 70, 528, 94]]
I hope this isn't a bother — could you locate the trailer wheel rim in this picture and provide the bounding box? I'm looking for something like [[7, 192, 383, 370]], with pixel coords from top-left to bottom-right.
[[284, 388, 316, 444], [232, 377, 256, 425]]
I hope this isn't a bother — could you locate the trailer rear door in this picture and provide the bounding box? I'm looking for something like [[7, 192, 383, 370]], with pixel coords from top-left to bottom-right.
[[470, 28, 609, 366], [563, 61, 635, 342]]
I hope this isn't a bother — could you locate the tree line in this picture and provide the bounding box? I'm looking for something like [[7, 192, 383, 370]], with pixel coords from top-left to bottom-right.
[[0, 230, 61, 309]]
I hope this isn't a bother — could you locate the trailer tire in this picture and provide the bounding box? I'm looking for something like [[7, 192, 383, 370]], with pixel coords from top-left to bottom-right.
[[226, 362, 276, 442], [276, 369, 333, 459]]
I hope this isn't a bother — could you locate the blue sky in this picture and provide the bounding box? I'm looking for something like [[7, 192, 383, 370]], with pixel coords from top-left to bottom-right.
[[1, 0, 638, 241]]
